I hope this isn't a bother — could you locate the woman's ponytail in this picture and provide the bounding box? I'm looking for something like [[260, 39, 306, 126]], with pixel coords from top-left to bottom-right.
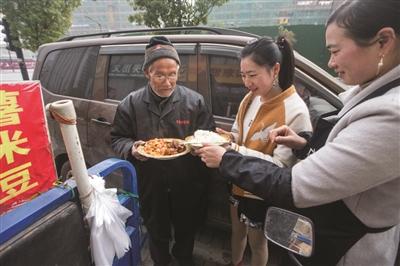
[[276, 35, 295, 90]]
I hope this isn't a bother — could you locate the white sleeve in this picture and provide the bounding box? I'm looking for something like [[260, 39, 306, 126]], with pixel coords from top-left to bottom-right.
[[231, 119, 239, 143]]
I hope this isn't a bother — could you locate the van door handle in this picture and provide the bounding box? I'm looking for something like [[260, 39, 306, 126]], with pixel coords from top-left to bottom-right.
[[91, 118, 112, 126]]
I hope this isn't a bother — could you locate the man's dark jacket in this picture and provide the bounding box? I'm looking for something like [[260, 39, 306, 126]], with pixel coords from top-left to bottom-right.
[[111, 84, 215, 240]]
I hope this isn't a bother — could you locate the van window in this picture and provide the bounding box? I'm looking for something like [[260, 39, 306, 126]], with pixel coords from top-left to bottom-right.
[[293, 77, 337, 127], [107, 54, 147, 101], [40, 46, 99, 99], [209, 55, 246, 118], [107, 54, 196, 101], [176, 55, 197, 92]]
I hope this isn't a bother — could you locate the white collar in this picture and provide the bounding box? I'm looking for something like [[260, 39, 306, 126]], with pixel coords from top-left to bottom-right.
[[339, 65, 400, 115]]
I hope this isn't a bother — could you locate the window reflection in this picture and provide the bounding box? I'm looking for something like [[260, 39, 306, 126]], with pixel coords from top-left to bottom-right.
[[107, 54, 147, 101], [209, 55, 247, 118], [294, 77, 337, 128], [107, 54, 195, 101]]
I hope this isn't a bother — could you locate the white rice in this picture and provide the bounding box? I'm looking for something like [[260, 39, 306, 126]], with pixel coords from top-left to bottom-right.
[[193, 130, 226, 143]]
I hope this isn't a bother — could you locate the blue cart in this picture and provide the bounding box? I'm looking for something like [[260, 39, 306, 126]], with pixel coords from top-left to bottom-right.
[[0, 158, 141, 266]]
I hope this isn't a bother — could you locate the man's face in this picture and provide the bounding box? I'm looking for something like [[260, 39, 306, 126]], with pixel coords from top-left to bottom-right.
[[145, 58, 179, 97]]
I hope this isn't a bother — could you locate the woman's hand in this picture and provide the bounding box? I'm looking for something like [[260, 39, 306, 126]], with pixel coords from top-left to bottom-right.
[[216, 127, 234, 142], [195, 145, 227, 168], [131, 140, 148, 161], [269, 125, 307, 150]]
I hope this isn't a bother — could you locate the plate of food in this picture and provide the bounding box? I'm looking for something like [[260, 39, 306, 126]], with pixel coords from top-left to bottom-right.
[[137, 138, 190, 160], [185, 130, 231, 148]]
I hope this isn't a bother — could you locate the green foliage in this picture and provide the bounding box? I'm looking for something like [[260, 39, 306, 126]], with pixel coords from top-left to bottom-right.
[[127, 0, 229, 28], [0, 0, 81, 51]]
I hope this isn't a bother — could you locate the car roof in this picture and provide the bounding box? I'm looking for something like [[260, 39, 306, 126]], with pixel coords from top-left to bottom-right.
[[57, 26, 260, 41], [37, 34, 254, 52]]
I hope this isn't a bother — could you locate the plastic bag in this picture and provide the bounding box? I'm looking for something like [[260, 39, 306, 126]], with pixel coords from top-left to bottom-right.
[[85, 175, 133, 266]]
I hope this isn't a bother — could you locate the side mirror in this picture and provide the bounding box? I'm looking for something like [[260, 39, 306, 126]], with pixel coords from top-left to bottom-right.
[[264, 207, 314, 257]]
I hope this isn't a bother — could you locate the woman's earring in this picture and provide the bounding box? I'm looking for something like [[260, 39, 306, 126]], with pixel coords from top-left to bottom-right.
[[376, 54, 384, 76], [273, 77, 278, 87]]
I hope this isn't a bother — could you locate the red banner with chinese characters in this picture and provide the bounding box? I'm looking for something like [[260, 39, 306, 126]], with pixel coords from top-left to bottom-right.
[[0, 81, 56, 214]]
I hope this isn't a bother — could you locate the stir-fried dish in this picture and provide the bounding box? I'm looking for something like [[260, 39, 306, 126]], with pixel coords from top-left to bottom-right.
[[142, 138, 186, 156]]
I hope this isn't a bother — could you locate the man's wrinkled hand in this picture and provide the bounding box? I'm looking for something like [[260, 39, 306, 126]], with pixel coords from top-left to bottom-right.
[[131, 140, 148, 161]]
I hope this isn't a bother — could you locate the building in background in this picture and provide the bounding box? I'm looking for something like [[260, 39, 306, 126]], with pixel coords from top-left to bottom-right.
[[67, 0, 346, 36], [206, 0, 345, 72], [207, 0, 344, 28], [68, 0, 138, 36]]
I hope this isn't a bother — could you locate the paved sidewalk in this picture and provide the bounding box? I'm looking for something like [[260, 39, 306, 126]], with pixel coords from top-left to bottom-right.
[[140, 224, 285, 266]]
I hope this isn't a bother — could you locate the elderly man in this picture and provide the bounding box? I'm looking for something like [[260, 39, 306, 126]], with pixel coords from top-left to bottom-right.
[[111, 36, 215, 266]]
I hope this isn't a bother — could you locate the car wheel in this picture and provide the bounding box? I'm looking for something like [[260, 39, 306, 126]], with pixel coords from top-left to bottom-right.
[[59, 161, 73, 182]]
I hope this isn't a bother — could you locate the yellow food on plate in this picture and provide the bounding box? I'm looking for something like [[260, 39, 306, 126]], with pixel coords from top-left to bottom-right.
[[142, 138, 186, 157]]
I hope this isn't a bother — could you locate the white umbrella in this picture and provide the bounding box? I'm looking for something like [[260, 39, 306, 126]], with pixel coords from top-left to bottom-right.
[[47, 100, 132, 266]]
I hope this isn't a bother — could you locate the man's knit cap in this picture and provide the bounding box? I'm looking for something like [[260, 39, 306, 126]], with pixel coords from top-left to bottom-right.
[[143, 36, 180, 70]]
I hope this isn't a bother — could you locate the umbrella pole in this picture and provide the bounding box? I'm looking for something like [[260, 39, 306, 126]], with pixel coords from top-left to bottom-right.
[[47, 100, 92, 212]]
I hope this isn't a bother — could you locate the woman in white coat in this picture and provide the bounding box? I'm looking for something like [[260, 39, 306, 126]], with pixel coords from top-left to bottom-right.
[[196, 0, 400, 265]]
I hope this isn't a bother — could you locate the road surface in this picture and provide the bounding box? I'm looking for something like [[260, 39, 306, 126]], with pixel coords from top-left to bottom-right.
[[1, 69, 34, 82]]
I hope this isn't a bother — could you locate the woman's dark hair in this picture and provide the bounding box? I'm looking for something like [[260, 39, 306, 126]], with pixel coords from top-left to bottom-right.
[[327, 0, 400, 46], [240, 36, 295, 90]]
